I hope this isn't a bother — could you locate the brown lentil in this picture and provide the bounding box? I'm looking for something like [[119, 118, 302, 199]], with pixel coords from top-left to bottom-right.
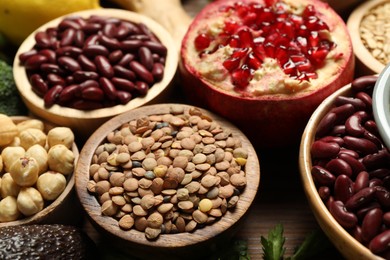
[[88, 106, 248, 240]]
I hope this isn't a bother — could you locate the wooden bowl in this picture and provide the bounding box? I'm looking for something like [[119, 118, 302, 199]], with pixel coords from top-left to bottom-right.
[[299, 85, 380, 259], [347, 0, 389, 76], [75, 103, 260, 259], [13, 8, 178, 140], [0, 116, 79, 227]]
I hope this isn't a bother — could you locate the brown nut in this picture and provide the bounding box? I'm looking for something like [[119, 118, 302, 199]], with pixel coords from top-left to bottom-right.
[[25, 144, 48, 174], [47, 127, 75, 149], [0, 114, 18, 147], [0, 196, 20, 222], [18, 128, 47, 150], [16, 187, 44, 216], [37, 171, 67, 200], [47, 144, 75, 175], [9, 157, 39, 187]]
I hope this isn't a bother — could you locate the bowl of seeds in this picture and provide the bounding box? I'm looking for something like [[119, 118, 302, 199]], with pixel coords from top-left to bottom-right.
[[347, 0, 390, 76], [75, 103, 260, 259]]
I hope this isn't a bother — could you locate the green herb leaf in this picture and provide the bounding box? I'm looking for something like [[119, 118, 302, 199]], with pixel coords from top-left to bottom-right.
[[288, 229, 333, 260], [261, 224, 286, 260]]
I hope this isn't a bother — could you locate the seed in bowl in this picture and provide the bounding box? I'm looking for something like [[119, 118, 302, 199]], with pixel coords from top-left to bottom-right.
[[18, 15, 167, 110], [0, 114, 76, 222], [87, 106, 248, 240], [310, 75, 390, 258]]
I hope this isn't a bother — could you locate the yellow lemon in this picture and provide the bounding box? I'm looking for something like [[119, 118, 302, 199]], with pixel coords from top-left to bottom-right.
[[0, 0, 100, 46]]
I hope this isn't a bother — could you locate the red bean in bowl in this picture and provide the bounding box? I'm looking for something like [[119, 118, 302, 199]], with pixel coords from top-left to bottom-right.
[[309, 75, 390, 258], [18, 14, 167, 110]]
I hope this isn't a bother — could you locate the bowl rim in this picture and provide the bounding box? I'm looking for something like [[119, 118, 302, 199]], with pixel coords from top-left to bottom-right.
[[347, 0, 387, 74], [373, 63, 390, 150], [299, 85, 379, 260], [0, 116, 79, 227], [12, 8, 178, 121], [75, 103, 260, 248]]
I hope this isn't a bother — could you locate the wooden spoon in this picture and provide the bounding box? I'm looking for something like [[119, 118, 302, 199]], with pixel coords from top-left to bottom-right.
[[109, 0, 193, 52]]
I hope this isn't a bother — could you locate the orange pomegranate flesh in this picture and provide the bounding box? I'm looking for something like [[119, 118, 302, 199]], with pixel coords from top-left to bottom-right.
[[180, 0, 354, 147]]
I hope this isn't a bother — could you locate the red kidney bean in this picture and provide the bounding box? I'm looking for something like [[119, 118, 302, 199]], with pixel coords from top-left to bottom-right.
[[369, 178, 383, 188], [109, 50, 124, 64], [24, 54, 48, 70], [35, 31, 53, 48], [82, 23, 102, 34], [56, 46, 82, 57], [138, 46, 154, 70], [94, 55, 114, 78], [83, 44, 110, 57], [78, 55, 97, 72], [98, 35, 120, 50], [356, 202, 381, 220], [363, 131, 383, 149], [111, 77, 135, 93], [354, 171, 369, 192], [58, 56, 80, 72], [329, 200, 358, 229], [138, 23, 156, 40], [116, 90, 132, 104], [30, 74, 48, 97], [84, 34, 99, 46], [345, 187, 376, 211], [329, 103, 355, 124], [65, 75, 74, 85], [330, 125, 346, 136], [74, 30, 85, 48], [58, 84, 80, 103], [326, 158, 352, 177], [115, 23, 131, 39], [19, 49, 38, 63], [334, 175, 354, 203], [81, 86, 104, 101], [59, 19, 81, 30], [73, 71, 99, 83], [316, 112, 336, 137], [383, 212, 390, 226], [311, 165, 336, 186], [343, 136, 378, 156], [338, 148, 359, 159], [364, 120, 379, 136], [352, 225, 364, 243], [356, 92, 373, 109], [319, 136, 344, 146], [40, 63, 63, 75], [362, 208, 383, 242], [363, 149, 390, 170], [345, 111, 369, 137], [99, 77, 117, 101], [375, 186, 390, 208], [79, 79, 99, 90], [143, 41, 167, 56], [60, 28, 76, 46], [113, 65, 136, 81], [117, 53, 135, 66], [44, 85, 63, 107], [46, 73, 66, 86], [70, 99, 103, 110], [152, 62, 165, 81], [39, 49, 56, 63], [335, 96, 366, 111], [318, 186, 330, 201], [351, 75, 378, 92], [121, 40, 143, 52], [311, 140, 340, 159], [369, 229, 390, 254], [103, 23, 117, 38], [129, 34, 151, 41], [338, 153, 366, 176], [129, 61, 154, 84], [135, 81, 149, 96]]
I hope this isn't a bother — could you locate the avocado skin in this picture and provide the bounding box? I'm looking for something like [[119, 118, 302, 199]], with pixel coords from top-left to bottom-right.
[[0, 224, 97, 260]]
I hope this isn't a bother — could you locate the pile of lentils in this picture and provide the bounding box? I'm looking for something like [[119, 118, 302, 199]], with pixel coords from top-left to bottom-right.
[[87, 105, 248, 240]]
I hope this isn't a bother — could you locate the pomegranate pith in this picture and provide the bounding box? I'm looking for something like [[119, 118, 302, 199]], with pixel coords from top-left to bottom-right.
[[194, 1, 336, 91]]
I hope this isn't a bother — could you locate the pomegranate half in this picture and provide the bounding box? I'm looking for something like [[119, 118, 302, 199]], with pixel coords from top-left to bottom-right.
[[180, 0, 354, 147]]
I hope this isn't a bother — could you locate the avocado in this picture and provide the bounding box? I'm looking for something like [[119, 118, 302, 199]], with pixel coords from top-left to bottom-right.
[[0, 224, 97, 259]]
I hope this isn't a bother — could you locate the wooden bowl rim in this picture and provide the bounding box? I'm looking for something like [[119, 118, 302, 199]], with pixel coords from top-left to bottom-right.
[[347, 0, 387, 74], [299, 85, 379, 259], [0, 116, 79, 227], [12, 8, 178, 121], [75, 103, 260, 248]]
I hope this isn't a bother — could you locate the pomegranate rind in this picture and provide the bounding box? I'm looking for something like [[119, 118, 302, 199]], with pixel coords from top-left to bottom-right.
[[179, 0, 354, 147]]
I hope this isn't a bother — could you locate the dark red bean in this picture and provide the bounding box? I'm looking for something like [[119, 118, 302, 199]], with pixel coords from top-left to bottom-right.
[[334, 174, 354, 203], [24, 55, 48, 70], [98, 35, 120, 50], [364, 120, 379, 136], [369, 169, 390, 179], [99, 77, 117, 101], [44, 85, 63, 107], [356, 92, 373, 109], [354, 171, 369, 192], [369, 229, 390, 254], [329, 103, 355, 124], [113, 65, 136, 81], [351, 75, 378, 92], [84, 34, 99, 46], [352, 225, 364, 243], [343, 136, 378, 156], [369, 178, 383, 188], [78, 55, 97, 72], [58, 84, 81, 103], [135, 81, 149, 96], [375, 186, 390, 208], [46, 73, 66, 86], [318, 186, 330, 201], [115, 23, 131, 39], [383, 212, 390, 226], [30, 74, 48, 97], [316, 112, 336, 137], [330, 125, 346, 136], [60, 28, 76, 46], [143, 41, 167, 56], [357, 202, 381, 220], [117, 53, 135, 66], [151, 62, 164, 81], [335, 96, 366, 111], [82, 23, 102, 34], [73, 71, 99, 83], [345, 187, 376, 211], [58, 56, 81, 72], [74, 30, 85, 47], [35, 31, 53, 48], [329, 200, 358, 229], [129, 61, 154, 84], [19, 49, 38, 63], [40, 63, 63, 75], [56, 46, 82, 57], [363, 131, 383, 149], [103, 23, 117, 38], [311, 165, 336, 186], [345, 111, 369, 137], [79, 80, 99, 90], [38, 49, 56, 63], [121, 40, 143, 52], [81, 86, 104, 101], [116, 90, 132, 104], [338, 148, 359, 159], [337, 153, 366, 176], [319, 136, 344, 146], [94, 55, 114, 78], [326, 158, 352, 177], [70, 99, 103, 110], [83, 44, 110, 57], [363, 149, 390, 170], [58, 19, 81, 30], [311, 140, 340, 159], [139, 46, 154, 70], [109, 50, 124, 64], [362, 208, 383, 242], [111, 77, 135, 92], [65, 75, 74, 85]]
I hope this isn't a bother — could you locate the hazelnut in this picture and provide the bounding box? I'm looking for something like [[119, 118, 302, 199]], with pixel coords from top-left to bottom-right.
[[25, 144, 48, 174], [19, 128, 47, 150], [47, 127, 74, 149], [0, 114, 18, 147], [1, 146, 25, 172], [37, 171, 66, 200], [47, 144, 74, 175], [0, 196, 20, 222], [0, 173, 20, 198], [17, 187, 44, 216], [9, 157, 39, 187]]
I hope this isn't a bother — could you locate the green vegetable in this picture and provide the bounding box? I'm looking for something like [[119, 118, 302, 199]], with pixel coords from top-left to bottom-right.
[[0, 59, 28, 115], [261, 224, 286, 260]]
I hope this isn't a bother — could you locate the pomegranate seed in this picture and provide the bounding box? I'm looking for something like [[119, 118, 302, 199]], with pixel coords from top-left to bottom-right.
[[224, 20, 239, 34], [309, 48, 329, 65], [244, 12, 257, 26], [308, 31, 319, 47], [283, 60, 296, 75], [247, 52, 261, 69], [296, 60, 312, 72], [275, 46, 288, 65], [264, 42, 275, 58], [228, 35, 241, 48], [232, 65, 251, 89], [303, 5, 316, 18], [194, 33, 211, 50], [232, 48, 249, 59], [223, 57, 241, 72], [253, 45, 267, 61], [238, 28, 253, 48]]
